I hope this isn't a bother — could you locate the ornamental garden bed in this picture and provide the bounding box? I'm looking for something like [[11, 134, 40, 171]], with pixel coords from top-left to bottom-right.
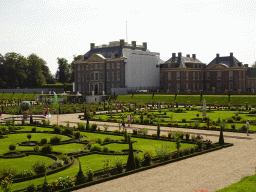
[[0, 122, 233, 192]]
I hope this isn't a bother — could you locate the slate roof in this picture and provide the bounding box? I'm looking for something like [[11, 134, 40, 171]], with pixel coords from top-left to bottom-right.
[[79, 46, 148, 61], [165, 56, 203, 68], [206, 56, 243, 68], [247, 68, 256, 78]]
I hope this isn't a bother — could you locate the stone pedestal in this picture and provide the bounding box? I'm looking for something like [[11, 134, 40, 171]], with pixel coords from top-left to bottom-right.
[[202, 109, 207, 116]]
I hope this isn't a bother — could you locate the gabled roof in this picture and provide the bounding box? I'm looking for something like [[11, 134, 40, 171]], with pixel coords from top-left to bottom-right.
[[206, 56, 243, 68], [165, 56, 202, 68], [79, 46, 148, 61], [247, 68, 256, 78]]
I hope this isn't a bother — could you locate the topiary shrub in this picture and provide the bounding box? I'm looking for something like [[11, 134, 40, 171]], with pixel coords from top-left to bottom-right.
[[62, 127, 73, 135], [50, 135, 62, 144], [40, 144, 52, 154], [58, 153, 70, 164], [54, 126, 62, 134], [40, 138, 47, 145], [103, 137, 111, 143], [9, 143, 16, 151], [143, 152, 152, 166], [73, 131, 81, 139], [90, 124, 97, 132], [75, 159, 87, 185], [26, 183, 37, 192], [96, 138, 103, 144], [90, 144, 102, 152], [32, 161, 47, 174], [31, 128, 37, 133], [102, 146, 109, 153], [126, 136, 136, 171]]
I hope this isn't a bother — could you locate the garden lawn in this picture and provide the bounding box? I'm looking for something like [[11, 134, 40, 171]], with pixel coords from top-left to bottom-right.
[[216, 174, 256, 192], [53, 143, 85, 154], [0, 155, 53, 172], [0, 133, 70, 154], [14, 126, 54, 132]]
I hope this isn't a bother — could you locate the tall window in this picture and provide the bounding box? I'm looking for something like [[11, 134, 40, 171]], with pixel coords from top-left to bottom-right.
[[217, 83, 221, 91], [206, 83, 210, 91], [86, 73, 90, 81], [100, 73, 103, 81], [90, 64, 93, 70], [186, 83, 188, 91], [117, 84, 120, 88], [82, 74, 85, 82], [217, 72, 221, 80], [90, 83, 93, 94], [229, 83, 233, 91], [207, 72, 210, 80], [168, 83, 171, 91], [186, 71, 188, 80], [78, 84, 81, 92], [100, 64, 103, 69], [86, 84, 89, 93], [197, 83, 199, 91], [197, 72, 199, 80], [107, 84, 110, 93], [117, 71, 120, 81], [82, 66, 84, 71], [90, 73, 94, 81], [176, 72, 180, 80], [78, 65, 80, 71], [112, 72, 115, 81], [239, 71, 241, 80], [95, 73, 98, 81], [193, 64, 195, 68], [112, 63, 115, 69], [168, 72, 171, 80], [193, 72, 195, 80], [107, 72, 110, 81], [117, 62, 120, 69], [229, 71, 233, 80], [95, 64, 98, 69], [86, 65, 88, 70], [201, 72, 203, 80], [193, 83, 195, 91], [176, 83, 180, 91], [243, 71, 245, 80], [201, 83, 203, 90], [107, 63, 110, 69], [78, 74, 81, 82], [99, 83, 103, 93], [168, 64, 171, 68]]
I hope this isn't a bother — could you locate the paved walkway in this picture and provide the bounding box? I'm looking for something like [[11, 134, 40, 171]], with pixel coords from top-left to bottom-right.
[[1, 113, 255, 192]]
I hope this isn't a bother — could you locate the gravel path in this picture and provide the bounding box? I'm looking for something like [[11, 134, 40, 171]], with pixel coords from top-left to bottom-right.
[[1, 113, 255, 192]]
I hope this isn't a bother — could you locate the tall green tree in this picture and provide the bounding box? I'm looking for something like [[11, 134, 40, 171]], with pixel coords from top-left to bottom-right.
[[3, 52, 28, 88], [27, 54, 46, 87], [69, 55, 83, 83], [57, 58, 70, 83]]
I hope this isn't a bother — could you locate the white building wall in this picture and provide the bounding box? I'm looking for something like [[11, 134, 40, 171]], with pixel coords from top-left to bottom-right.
[[123, 49, 160, 88]]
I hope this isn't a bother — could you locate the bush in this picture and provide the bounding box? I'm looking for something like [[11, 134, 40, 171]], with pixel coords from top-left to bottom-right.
[[190, 147, 195, 154], [175, 108, 184, 113], [0, 168, 18, 180], [154, 145, 171, 161], [236, 116, 241, 121], [132, 129, 138, 135], [151, 133, 157, 138], [102, 146, 109, 153], [90, 143, 102, 152], [194, 121, 200, 128], [27, 133, 32, 141], [196, 139, 204, 150], [143, 152, 152, 166], [134, 154, 142, 168], [205, 139, 212, 149], [167, 130, 172, 139], [50, 135, 62, 144], [9, 143, 16, 151], [90, 123, 97, 132], [54, 126, 62, 134], [50, 160, 64, 169], [227, 118, 234, 123], [40, 144, 52, 154], [26, 183, 37, 192], [62, 127, 73, 135], [113, 158, 123, 173], [77, 122, 86, 131], [33, 145, 39, 152], [160, 134, 167, 138], [231, 124, 236, 130], [103, 137, 111, 143], [191, 135, 196, 143], [58, 154, 70, 164], [96, 138, 103, 144], [32, 161, 47, 174], [16, 170, 34, 178], [185, 132, 190, 141], [183, 148, 190, 155], [182, 118, 186, 123], [141, 128, 148, 136], [31, 128, 37, 133], [113, 130, 119, 134], [73, 131, 81, 139], [40, 138, 47, 144]]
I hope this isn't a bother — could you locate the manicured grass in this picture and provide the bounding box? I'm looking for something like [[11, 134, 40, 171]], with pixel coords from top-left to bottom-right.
[[0, 93, 40, 100], [216, 174, 256, 192], [112, 94, 256, 105], [52, 143, 85, 154], [0, 133, 71, 154], [0, 155, 53, 172], [14, 126, 54, 132]]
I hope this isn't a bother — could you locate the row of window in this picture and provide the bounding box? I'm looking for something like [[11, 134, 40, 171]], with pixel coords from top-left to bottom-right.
[[77, 83, 120, 93], [164, 71, 245, 81], [167, 82, 245, 92], [77, 63, 121, 71], [77, 71, 121, 82], [167, 63, 204, 68]]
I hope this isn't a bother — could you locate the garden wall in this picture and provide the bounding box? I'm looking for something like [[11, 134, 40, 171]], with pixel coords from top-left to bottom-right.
[[86, 96, 109, 103]]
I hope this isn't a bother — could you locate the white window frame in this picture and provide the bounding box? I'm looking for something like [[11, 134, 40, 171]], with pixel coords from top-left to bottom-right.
[[82, 66, 84, 71], [117, 62, 120, 69], [117, 71, 120, 81], [86, 73, 90, 81], [112, 63, 115, 69], [229, 71, 233, 80], [176, 72, 180, 80], [82, 74, 85, 82], [168, 64, 171, 68], [168, 72, 171, 80], [193, 72, 195, 80], [100, 73, 103, 81], [77, 65, 80, 71], [186, 71, 188, 80], [90, 64, 93, 70], [217, 83, 221, 91], [95, 72, 99, 81], [90, 73, 94, 81], [107, 63, 110, 69], [112, 72, 115, 81], [107, 72, 110, 81], [217, 72, 221, 80], [100, 64, 103, 69]]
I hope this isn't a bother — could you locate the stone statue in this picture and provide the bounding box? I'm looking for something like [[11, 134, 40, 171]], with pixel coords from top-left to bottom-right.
[[102, 91, 105, 96], [202, 99, 207, 116], [92, 91, 94, 96]]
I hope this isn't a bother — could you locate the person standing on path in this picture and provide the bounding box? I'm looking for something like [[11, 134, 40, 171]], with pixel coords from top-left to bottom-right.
[[122, 118, 126, 131], [43, 108, 45, 116], [246, 120, 250, 136], [127, 114, 130, 127]]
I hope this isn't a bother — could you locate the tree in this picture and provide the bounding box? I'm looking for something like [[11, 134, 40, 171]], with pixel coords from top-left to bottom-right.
[[69, 55, 83, 83], [126, 135, 136, 171], [57, 58, 70, 83], [219, 123, 225, 145]]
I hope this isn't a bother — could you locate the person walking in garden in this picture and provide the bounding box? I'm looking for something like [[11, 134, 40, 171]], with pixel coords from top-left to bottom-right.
[[122, 118, 126, 131], [0, 109, 2, 118], [43, 108, 45, 116], [127, 114, 131, 127], [246, 120, 250, 136]]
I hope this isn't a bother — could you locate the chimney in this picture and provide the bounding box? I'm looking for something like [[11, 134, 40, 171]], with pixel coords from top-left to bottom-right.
[[178, 52, 182, 57], [172, 53, 176, 58], [120, 39, 125, 47], [216, 53, 220, 64], [132, 41, 136, 47], [230, 52, 234, 67], [90, 43, 95, 50], [192, 54, 196, 59], [244, 64, 248, 68], [186, 54, 190, 57], [143, 42, 147, 49], [230, 52, 233, 56], [216, 53, 219, 57]]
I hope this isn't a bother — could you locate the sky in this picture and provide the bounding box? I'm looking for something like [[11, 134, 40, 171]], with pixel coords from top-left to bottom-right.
[[1, 0, 256, 76]]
